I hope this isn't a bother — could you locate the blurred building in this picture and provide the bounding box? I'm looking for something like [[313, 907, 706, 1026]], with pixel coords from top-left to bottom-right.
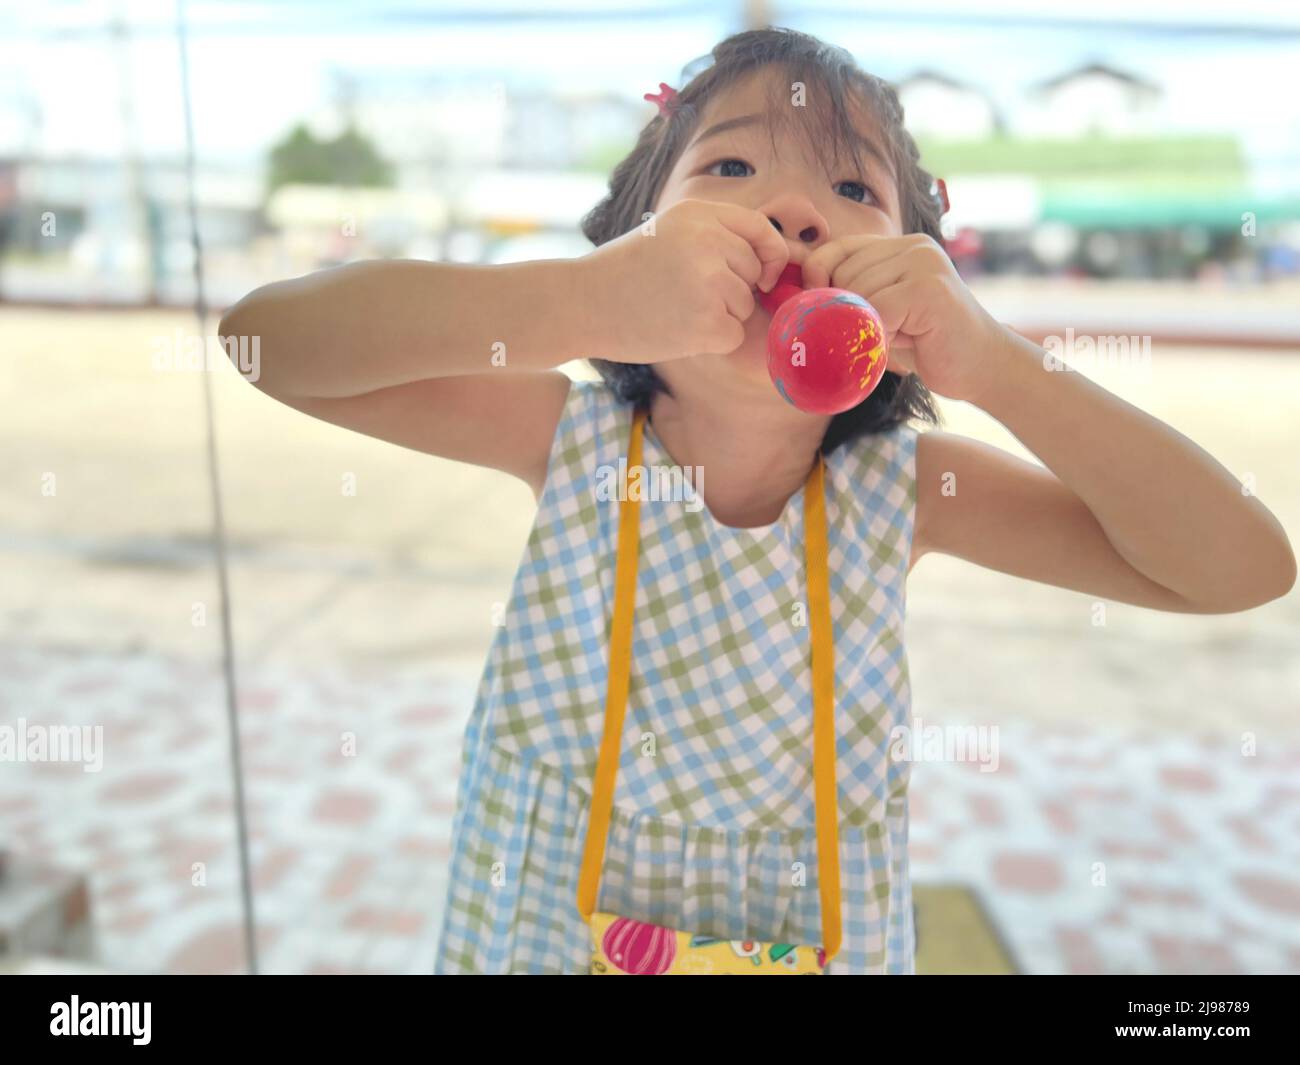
[[1, 156, 262, 304], [908, 60, 1300, 280], [896, 70, 1003, 141], [1022, 62, 1162, 138]]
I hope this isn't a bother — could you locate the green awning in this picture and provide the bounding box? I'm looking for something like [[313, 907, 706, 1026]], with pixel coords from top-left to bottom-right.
[[1039, 190, 1300, 229], [914, 134, 1300, 229]]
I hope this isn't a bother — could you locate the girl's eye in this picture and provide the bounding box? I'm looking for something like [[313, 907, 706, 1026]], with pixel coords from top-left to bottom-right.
[[708, 158, 753, 178], [835, 180, 876, 205]]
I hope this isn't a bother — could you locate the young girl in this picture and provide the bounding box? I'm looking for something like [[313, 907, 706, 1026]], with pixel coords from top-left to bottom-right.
[[221, 28, 1296, 975]]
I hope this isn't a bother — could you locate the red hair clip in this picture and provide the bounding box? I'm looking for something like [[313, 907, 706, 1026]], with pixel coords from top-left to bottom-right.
[[644, 82, 679, 116], [934, 177, 950, 215]]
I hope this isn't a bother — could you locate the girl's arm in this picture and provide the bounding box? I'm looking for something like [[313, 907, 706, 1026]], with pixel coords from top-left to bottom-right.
[[218, 201, 786, 500], [218, 259, 592, 499], [914, 329, 1296, 614], [219, 258, 595, 397]]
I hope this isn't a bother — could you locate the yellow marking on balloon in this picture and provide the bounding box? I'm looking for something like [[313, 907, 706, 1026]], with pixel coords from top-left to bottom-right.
[[850, 326, 874, 349], [847, 322, 885, 388]]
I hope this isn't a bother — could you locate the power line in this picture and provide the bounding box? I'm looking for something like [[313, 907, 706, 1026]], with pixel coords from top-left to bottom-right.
[[8, 5, 1300, 39]]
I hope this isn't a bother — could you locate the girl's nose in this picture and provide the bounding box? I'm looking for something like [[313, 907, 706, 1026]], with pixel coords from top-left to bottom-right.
[[764, 196, 828, 246]]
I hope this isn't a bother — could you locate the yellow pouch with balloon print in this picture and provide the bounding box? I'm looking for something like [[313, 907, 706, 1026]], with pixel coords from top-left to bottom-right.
[[588, 911, 827, 975]]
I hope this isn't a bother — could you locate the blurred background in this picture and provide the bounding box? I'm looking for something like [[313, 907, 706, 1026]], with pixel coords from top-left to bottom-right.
[[2, 0, 1297, 975]]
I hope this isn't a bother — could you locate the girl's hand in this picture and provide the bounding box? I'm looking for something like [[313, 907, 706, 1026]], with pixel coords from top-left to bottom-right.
[[801, 233, 1007, 403], [579, 198, 789, 364]]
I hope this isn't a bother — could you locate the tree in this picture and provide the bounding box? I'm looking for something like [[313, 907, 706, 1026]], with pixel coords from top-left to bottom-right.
[[265, 123, 394, 197]]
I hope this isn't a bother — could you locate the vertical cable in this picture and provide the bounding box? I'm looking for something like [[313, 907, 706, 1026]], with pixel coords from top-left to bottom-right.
[[174, 0, 259, 974]]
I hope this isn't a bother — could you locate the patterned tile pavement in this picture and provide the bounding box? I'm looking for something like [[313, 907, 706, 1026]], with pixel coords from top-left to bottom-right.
[[0, 644, 471, 975], [2, 642, 1298, 974], [907, 720, 1300, 974]]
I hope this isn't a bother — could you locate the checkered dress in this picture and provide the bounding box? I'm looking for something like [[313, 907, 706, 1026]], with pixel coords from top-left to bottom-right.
[[434, 378, 920, 974]]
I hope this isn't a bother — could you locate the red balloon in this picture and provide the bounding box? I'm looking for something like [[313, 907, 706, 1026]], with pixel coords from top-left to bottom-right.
[[758, 264, 889, 415]]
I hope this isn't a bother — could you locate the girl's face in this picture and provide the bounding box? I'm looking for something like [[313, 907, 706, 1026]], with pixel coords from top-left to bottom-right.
[[653, 67, 905, 392]]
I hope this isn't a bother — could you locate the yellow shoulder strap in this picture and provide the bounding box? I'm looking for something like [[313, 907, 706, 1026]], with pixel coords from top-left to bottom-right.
[[576, 406, 842, 963], [804, 447, 842, 961], [574, 406, 645, 923]]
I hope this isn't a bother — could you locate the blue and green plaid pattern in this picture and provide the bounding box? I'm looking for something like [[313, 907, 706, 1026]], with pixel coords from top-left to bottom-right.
[[435, 379, 919, 974]]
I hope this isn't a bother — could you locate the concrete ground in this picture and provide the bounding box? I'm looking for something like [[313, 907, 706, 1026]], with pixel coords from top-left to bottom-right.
[[2, 284, 1298, 973]]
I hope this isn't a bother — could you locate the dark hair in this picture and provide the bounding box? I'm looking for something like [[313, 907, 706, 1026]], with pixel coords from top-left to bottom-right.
[[581, 26, 946, 453]]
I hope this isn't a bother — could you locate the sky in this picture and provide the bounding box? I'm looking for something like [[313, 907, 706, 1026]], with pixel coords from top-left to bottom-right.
[[2, 0, 1299, 191]]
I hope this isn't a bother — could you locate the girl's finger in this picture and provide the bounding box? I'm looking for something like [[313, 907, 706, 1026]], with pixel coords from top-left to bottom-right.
[[715, 228, 763, 289], [837, 253, 909, 303], [804, 234, 902, 289], [861, 278, 922, 345], [715, 268, 756, 325], [801, 239, 851, 290], [713, 203, 789, 292]]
